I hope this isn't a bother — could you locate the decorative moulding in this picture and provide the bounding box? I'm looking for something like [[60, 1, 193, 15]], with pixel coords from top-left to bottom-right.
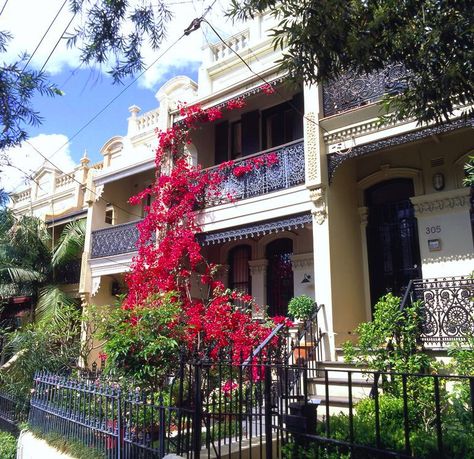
[[291, 253, 314, 269], [410, 188, 470, 215], [309, 186, 327, 225]]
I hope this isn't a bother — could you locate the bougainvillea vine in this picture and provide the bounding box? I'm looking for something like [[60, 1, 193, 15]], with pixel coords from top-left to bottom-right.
[[123, 94, 287, 364]]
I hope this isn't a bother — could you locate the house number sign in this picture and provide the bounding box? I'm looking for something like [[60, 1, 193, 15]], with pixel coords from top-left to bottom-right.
[[425, 225, 442, 235]]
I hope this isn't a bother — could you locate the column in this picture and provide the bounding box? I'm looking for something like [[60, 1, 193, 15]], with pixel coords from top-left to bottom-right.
[[249, 259, 268, 318], [305, 81, 335, 360]]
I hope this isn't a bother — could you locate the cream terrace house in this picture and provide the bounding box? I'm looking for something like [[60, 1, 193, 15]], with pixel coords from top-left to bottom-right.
[[11, 12, 474, 365]]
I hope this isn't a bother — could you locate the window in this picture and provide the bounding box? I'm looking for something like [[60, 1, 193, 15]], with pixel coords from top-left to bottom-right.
[[213, 92, 303, 165], [266, 238, 294, 316], [105, 206, 114, 224], [228, 245, 251, 307]]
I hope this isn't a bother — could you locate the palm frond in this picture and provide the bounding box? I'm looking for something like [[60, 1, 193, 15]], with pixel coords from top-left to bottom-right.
[[52, 219, 86, 267], [0, 264, 45, 283], [35, 285, 77, 325]]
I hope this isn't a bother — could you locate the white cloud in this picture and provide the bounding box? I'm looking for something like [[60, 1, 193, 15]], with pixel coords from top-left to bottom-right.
[[1, 0, 241, 89], [0, 134, 75, 193]]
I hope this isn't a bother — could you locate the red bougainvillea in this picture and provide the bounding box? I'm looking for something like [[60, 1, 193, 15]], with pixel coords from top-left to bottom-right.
[[123, 93, 284, 363]]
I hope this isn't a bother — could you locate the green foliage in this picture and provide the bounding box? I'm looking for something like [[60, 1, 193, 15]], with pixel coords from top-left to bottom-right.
[[0, 430, 17, 459], [98, 294, 182, 391], [67, 0, 172, 82], [464, 156, 474, 187], [229, 0, 474, 125], [322, 393, 474, 458], [0, 304, 82, 400], [342, 293, 433, 374], [287, 295, 315, 320], [0, 32, 62, 151], [0, 210, 85, 325]]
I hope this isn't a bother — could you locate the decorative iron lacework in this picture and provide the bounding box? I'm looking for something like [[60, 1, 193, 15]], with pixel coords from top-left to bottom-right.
[[322, 64, 407, 117], [91, 220, 141, 259], [199, 213, 312, 246], [205, 140, 305, 206], [328, 116, 474, 182], [174, 76, 288, 127], [412, 276, 474, 348]]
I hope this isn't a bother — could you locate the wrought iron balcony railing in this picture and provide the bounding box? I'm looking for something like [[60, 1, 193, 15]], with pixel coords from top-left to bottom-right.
[[205, 139, 305, 206], [402, 276, 474, 348], [322, 63, 407, 117], [91, 220, 141, 259], [90, 140, 305, 259]]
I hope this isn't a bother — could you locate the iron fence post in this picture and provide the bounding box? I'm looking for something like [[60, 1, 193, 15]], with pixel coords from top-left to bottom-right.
[[192, 361, 202, 458], [264, 364, 272, 459], [470, 377, 474, 426], [117, 389, 122, 459], [159, 395, 166, 458]]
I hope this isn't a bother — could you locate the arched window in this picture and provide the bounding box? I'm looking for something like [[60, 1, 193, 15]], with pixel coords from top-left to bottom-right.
[[228, 245, 251, 306], [266, 238, 294, 316]]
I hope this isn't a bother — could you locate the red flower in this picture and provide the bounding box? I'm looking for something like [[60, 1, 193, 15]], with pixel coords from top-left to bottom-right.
[[260, 83, 275, 95]]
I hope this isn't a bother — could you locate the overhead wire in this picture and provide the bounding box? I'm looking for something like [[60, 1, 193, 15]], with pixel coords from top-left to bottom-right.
[[0, 0, 9, 17], [20, 0, 69, 74], [203, 19, 331, 136]]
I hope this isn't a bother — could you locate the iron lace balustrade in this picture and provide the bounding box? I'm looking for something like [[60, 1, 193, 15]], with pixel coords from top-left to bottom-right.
[[322, 63, 407, 117], [91, 220, 142, 259], [410, 276, 474, 348], [205, 139, 305, 206]]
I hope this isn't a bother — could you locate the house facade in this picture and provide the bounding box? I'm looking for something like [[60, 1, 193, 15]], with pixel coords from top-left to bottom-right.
[[10, 13, 473, 363]]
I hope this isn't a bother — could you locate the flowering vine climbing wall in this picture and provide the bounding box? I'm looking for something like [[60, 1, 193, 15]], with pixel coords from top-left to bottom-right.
[[120, 86, 288, 365]]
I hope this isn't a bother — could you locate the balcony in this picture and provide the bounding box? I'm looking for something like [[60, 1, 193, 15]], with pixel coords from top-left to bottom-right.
[[322, 63, 407, 117], [206, 139, 305, 205], [90, 140, 305, 259], [91, 220, 141, 259]]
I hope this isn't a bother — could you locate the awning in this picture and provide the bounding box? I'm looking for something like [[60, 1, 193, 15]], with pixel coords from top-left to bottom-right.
[[199, 212, 312, 245]]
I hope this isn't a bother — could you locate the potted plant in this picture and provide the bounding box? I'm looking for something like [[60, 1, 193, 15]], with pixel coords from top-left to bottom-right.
[[287, 295, 315, 322]]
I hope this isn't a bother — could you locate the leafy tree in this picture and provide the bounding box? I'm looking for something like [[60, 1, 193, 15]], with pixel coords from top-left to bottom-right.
[[1, 0, 173, 151], [0, 210, 86, 324], [229, 0, 474, 124], [0, 31, 62, 151]]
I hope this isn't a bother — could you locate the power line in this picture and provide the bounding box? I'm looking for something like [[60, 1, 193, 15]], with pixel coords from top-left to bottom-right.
[[203, 19, 330, 136], [20, 0, 69, 74], [46, 33, 187, 164], [0, 0, 9, 17], [39, 8, 77, 74]]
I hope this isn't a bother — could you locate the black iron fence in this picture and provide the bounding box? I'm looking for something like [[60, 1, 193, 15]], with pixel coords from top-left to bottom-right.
[[26, 357, 474, 458], [402, 276, 474, 348], [0, 391, 29, 433]]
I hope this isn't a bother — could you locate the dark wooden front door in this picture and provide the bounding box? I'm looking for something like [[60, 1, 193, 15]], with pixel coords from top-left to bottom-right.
[[266, 238, 294, 316], [366, 179, 421, 306]]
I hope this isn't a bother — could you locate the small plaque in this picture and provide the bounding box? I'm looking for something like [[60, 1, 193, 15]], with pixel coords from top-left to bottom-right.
[[428, 239, 441, 252]]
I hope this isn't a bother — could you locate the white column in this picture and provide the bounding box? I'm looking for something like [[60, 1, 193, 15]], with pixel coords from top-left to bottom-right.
[[358, 206, 372, 321], [249, 259, 268, 317], [305, 81, 335, 360]]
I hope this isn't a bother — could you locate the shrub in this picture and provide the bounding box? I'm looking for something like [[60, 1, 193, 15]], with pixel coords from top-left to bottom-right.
[[0, 430, 17, 459], [288, 295, 315, 320]]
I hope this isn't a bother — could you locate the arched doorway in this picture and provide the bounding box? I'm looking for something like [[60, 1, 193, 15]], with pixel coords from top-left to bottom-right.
[[266, 238, 294, 316], [365, 179, 421, 305]]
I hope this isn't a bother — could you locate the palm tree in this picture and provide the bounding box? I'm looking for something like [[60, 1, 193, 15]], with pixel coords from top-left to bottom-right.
[[0, 210, 86, 325]]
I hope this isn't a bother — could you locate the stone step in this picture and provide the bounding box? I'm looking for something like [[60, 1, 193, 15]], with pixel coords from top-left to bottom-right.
[[308, 378, 373, 399]]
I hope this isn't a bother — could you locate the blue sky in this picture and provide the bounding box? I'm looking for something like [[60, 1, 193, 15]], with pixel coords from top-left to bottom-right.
[[29, 63, 200, 165], [0, 0, 235, 192]]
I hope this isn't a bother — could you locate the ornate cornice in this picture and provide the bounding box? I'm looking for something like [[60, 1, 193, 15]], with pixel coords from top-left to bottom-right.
[[291, 253, 314, 269], [410, 188, 470, 215], [199, 212, 312, 246], [249, 259, 268, 275], [327, 116, 474, 183], [422, 252, 474, 264]]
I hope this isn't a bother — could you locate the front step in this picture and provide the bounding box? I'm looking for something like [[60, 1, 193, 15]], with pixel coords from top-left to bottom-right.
[[315, 360, 369, 380], [309, 376, 373, 400]]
